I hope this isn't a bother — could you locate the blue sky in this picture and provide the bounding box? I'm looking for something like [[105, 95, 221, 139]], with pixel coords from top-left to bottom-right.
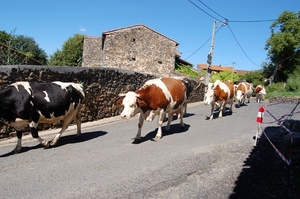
[[1, 0, 299, 71]]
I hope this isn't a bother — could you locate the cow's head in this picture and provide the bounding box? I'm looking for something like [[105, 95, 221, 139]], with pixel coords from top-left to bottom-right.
[[204, 83, 215, 105], [255, 85, 266, 94], [118, 91, 147, 119], [235, 90, 244, 102]]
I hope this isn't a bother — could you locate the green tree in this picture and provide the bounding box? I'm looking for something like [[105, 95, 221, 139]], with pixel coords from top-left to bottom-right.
[[0, 30, 28, 65], [264, 10, 300, 83], [48, 34, 84, 66], [0, 29, 47, 65], [15, 35, 47, 64], [241, 69, 265, 86], [210, 70, 239, 83]]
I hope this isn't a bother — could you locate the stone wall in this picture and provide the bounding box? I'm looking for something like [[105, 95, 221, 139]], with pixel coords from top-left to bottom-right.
[[82, 36, 103, 67], [82, 25, 179, 77], [0, 65, 205, 138]]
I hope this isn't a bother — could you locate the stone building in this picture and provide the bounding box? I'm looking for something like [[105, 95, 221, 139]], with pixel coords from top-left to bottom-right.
[[82, 24, 191, 76]]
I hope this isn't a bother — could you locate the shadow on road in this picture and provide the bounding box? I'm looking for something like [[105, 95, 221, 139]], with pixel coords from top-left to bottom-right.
[[229, 126, 299, 199], [132, 123, 190, 144], [205, 107, 233, 120], [0, 130, 107, 157]]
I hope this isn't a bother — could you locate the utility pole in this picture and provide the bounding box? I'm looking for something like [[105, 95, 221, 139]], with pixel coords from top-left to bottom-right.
[[232, 62, 236, 81], [205, 19, 228, 84], [206, 20, 217, 84]]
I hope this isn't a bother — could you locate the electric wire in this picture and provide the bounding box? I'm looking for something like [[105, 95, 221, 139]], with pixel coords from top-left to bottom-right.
[[194, 0, 276, 23], [230, 19, 276, 23], [197, 0, 227, 22], [227, 24, 260, 67], [188, 0, 222, 21], [185, 25, 224, 60], [187, 0, 275, 68]]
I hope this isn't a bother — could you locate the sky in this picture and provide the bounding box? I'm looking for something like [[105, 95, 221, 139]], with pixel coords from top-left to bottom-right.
[[1, 0, 299, 71]]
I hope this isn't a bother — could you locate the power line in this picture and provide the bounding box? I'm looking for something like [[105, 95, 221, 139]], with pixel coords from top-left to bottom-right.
[[197, 0, 227, 21], [185, 25, 224, 60], [189, 0, 276, 23], [187, 0, 273, 68], [230, 19, 276, 23], [227, 24, 260, 67], [187, 0, 222, 21]]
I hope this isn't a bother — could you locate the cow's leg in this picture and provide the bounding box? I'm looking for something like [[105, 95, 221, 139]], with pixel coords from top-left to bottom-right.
[[237, 100, 241, 108], [12, 131, 23, 153], [218, 101, 225, 118], [49, 108, 82, 146], [134, 114, 144, 143], [74, 111, 82, 138], [179, 106, 185, 129], [209, 103, 215, 120], [156, 112, 166, 140], [29, 121, 50, 148], [49, 123, 68, 146], [229, 101, 233, 113]]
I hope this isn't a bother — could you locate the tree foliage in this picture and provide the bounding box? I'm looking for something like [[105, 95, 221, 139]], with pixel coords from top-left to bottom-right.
[[210, 70, 239, 83], [0, 29, 47, 65], [48, 34, 84, 66], [264, 10, 300, 82], [240, 70, 265, 86], [174, 63, 200, 79]]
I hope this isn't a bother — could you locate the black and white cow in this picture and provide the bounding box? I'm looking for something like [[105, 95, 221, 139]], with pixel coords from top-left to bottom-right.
[[0, 81, 85, 153]]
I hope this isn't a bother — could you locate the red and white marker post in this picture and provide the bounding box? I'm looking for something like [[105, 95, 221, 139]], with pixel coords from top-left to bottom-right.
[[254, 106, 265, 145]]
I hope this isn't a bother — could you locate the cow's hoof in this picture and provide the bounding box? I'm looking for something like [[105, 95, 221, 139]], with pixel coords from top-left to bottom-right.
[[12, 148, 21, 154], [132, 139, 141, 144], [74, 135, 81, 140], [155, 135, 162, 140], [44, 141, 51, 148]]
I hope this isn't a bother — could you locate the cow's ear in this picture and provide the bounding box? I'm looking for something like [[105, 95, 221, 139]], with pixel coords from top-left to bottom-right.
[[118, 93, 126, 97], [136, 97, 147, 107], [116, 98, 124, 106]]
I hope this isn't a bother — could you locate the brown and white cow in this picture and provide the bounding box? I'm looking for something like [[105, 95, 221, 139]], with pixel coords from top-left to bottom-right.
[[172, 78, 192, 119], [118, 77, 187, 143], [235, 81, 253, 107], [255, 84, 266, 103], [204, 80, 235, 120]]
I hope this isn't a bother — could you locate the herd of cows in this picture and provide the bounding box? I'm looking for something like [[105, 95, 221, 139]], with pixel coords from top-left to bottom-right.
[[0, 77, 266, 153]]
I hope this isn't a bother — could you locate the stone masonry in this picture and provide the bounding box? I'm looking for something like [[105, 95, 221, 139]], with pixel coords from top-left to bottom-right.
[[0, 65, 205, 138], [82, 24, 181, 77]]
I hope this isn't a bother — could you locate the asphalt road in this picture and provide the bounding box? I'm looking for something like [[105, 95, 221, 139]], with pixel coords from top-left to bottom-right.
[[0, 99, 298, 199]]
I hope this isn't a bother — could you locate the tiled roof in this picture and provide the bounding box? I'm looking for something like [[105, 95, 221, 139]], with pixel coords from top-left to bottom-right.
[[197, 64, 235, 72], [197, 64, 249, 75]]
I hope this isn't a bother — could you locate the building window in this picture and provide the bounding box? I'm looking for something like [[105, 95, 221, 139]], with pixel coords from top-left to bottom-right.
[[158, 60, 162, 64], [132, 38, 136, 42], [131, 57, 136, 61]]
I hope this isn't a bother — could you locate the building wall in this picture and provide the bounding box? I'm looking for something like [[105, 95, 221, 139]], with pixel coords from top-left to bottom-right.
[[82, 36, 103, 67], [82, 26, 178, 76], [0, 65, 205, 139]]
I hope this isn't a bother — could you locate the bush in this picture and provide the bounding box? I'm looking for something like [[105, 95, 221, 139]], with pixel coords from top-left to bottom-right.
[[175, 64, 200, 79]]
